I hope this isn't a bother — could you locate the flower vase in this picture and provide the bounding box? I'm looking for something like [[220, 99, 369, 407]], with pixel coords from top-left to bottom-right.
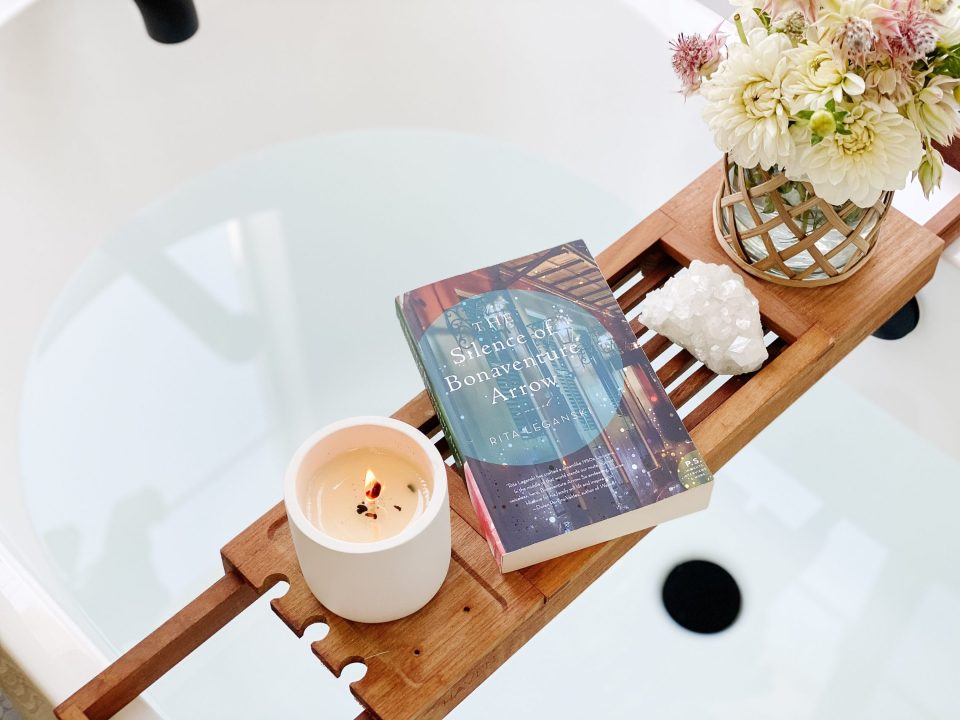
[[713, 154, 894, 287]]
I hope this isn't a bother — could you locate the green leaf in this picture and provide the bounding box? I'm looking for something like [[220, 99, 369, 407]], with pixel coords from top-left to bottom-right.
[[933, 42, 960, 78], [835, 125, 852, 135], [811, 133, 823, 145], [825, 98, 836, 112], [796, 110, 814, 120], [940, 58, 960, 78], [832, 109, 848, 121], [753, 8, 772, 31]]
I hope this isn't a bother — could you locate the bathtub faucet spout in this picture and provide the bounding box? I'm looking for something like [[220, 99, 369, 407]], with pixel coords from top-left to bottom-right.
[[133, 0, 198, 43]]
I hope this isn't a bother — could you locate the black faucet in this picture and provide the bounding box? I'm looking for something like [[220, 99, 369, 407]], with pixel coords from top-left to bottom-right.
[[133, 0, 198, 43]]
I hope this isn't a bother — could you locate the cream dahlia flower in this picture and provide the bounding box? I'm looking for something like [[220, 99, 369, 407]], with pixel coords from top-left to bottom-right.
[[783, 42, 866, 110], [701, 29, 795, 169], [863, 61, 921, 105], [906, 74, 960, 144], [936, 6, 960, 45], [786, 100, 923, 206]]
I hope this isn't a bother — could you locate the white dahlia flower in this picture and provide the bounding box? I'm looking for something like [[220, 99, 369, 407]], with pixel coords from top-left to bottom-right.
[[906, 74, 960, 144], [786, 100, 923, 206], [784, 42, 866, 111], [701, 29, 795, 169], [863, 61, 921, 106], [936, 6, 960, 46]]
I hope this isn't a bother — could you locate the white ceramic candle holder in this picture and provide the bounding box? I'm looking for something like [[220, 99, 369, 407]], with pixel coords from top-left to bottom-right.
[[284, 416, 451, 623]]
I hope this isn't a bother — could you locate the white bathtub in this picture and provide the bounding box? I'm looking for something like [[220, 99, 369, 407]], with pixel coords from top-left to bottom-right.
[[1, 0, 959, 718]]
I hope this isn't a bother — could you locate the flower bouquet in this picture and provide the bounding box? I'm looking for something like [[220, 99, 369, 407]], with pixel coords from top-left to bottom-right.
[[672, 0, 960, 285]]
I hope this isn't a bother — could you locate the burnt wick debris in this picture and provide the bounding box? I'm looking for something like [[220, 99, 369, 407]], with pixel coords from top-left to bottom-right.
[[393, 505, 402, 512], [356, 504, 367, 514], [406, 483, 416, 493], [364, 512, 378, 519]]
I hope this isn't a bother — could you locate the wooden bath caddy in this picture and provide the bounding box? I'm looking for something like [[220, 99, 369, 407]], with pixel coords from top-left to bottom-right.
[[55, 165, 944, 720]]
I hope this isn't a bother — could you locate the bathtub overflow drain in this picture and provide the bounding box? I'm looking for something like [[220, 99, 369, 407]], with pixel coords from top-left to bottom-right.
[[872, 296, 920, 340], [662, 560, 741, 634]]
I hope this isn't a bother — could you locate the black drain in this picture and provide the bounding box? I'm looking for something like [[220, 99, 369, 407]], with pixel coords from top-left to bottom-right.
[[872, 296, 920, 340], [662, 560, 741, 634]]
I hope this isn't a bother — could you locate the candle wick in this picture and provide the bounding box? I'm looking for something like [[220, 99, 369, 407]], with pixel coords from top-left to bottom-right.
[[363, 468, 382, 510]]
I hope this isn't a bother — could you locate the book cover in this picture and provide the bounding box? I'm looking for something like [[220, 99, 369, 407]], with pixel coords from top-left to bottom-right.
[[396, 241, 713, 572]]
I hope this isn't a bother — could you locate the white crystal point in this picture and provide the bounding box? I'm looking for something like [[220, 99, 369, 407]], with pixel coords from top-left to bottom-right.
[[637, 260, 768, 375]]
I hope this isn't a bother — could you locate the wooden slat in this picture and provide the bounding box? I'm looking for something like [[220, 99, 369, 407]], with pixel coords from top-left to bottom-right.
[[667, 364, 716, 409], [629, 318, 647, 337], [395, 391, 439, 434], [682, 338, 788, 430], [616, 264, 675, 314], [615, 248, 679, 314], [55, 571, 259, 720], [641, 334, 673, 362], [656, 348, 697, 388], [433, 435, 451, 460]]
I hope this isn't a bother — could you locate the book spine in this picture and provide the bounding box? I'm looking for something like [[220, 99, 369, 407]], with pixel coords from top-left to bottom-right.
[[394, 299, 467, 471], [395, 298, 506, 569]]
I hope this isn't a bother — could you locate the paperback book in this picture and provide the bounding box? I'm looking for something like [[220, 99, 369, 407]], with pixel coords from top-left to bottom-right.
[[396, 241, 712, 572]]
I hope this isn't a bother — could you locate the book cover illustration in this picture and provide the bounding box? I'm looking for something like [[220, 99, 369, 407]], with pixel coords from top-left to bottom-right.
[[396, 241, 712, 570]]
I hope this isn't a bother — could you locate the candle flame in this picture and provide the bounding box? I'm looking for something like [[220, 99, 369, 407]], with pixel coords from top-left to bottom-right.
[[364, 469, 382, 500]]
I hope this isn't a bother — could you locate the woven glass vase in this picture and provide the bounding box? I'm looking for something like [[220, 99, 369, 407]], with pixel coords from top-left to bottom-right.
[[713, 154, 893, 287]]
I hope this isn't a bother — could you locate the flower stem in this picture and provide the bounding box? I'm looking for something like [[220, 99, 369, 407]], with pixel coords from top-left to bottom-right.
[[733, 14, 749, 45]]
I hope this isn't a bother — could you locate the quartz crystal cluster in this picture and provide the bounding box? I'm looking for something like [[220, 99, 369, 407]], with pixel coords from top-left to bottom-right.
[[637, 260, 768, 376]]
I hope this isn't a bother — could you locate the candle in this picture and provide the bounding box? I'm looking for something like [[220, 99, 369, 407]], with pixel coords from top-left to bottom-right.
[[299, 447, 432, 543], [284, 416, 451, 623]]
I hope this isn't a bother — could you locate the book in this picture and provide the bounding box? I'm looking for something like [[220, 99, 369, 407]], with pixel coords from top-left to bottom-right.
[[396, 241, 713, 572]]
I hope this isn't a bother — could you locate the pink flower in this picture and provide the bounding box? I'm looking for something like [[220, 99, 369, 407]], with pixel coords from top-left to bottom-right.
[[670, 28, 726, 97], [836, 16, 879, 65], [818, 1, 903, 67], [884, 0, 940, 62]]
